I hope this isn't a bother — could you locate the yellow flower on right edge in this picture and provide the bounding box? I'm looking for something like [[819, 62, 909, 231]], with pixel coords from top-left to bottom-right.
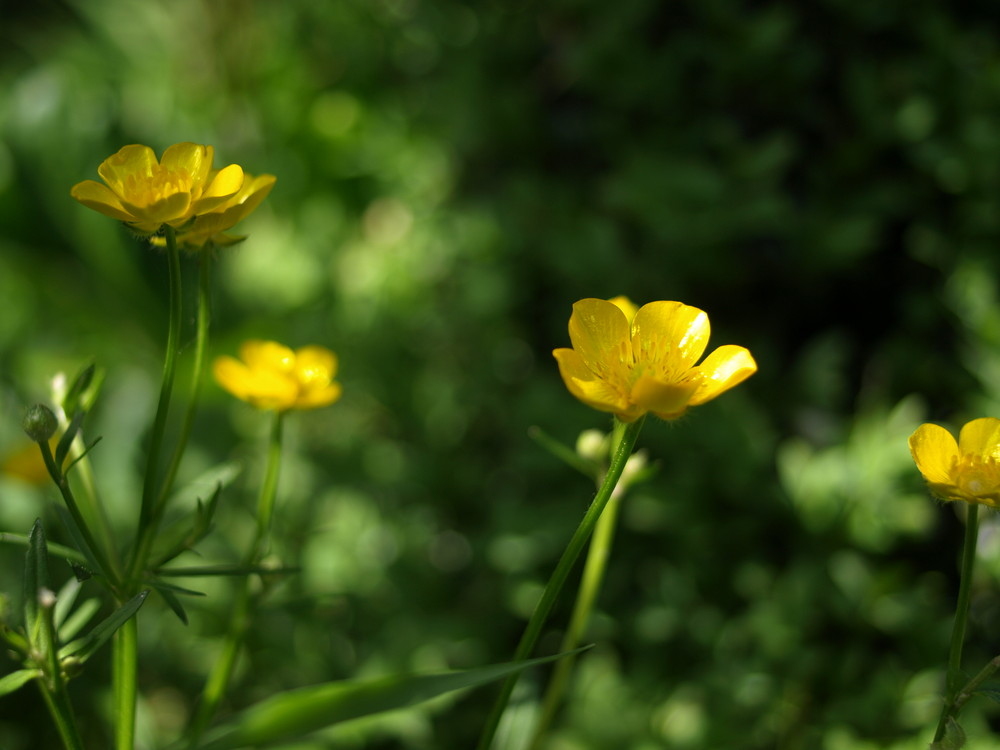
[[213, 340, 342, 412], [909, 418, 1000, 507], [553, 297, 757, 422]]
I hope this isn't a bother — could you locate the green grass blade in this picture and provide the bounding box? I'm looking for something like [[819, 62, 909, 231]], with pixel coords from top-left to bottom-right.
[[23, 519, 50, 646], [187, 647, 590, 750]]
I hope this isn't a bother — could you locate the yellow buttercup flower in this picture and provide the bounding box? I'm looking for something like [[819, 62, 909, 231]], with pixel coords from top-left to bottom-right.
[[909, 418, 1000, 507], [213, 340, 342, 411], [154, 172, 277, 250], [552, 297, 757, 422], [71, 143, 244, 233]]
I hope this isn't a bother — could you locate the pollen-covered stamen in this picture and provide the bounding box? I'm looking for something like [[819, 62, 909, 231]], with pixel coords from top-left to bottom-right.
[[952, 453, 1000, 496], [123, 166, 194, 208]]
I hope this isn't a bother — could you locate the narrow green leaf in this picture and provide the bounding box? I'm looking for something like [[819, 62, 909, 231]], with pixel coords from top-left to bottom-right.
[[155, 564, 300, 577], [63, 436, 103, 476], [528, 426, 601, 479], [61, 363, 97, 417], [51, 506, 105, 580], [0, 669, 41, 697], [151, 477, 230, 568], [57, 598, 100, 644], [974, 688, 1000, 703], [149, 580, 206, 597], [53, 578, 82, 629], [189, 647, 591, 750], [153, 585, 189, 626], [55, 410, 85, 466], [23, 520, 50, 645], [0, 533, 87, 566], [58, 590, 149, 662]]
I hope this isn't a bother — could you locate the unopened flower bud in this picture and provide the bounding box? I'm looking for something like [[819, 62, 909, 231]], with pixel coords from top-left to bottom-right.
[[22, 405, 58, 443], [576, 429, 608, 462]]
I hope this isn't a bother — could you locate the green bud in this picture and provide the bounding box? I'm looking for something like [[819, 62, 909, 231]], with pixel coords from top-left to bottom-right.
[[22, 405, 58, 443]]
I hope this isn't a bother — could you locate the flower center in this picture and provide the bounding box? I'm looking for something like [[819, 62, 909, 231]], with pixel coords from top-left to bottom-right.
[[953, 453, 1000, 497], [123, 166, 193, 208]]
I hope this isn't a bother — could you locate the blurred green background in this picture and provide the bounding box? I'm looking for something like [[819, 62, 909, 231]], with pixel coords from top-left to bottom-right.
[[2, 0, 1000, 748]]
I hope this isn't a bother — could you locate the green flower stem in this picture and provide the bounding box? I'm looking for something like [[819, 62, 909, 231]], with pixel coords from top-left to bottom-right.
[[112, 617, 138, 750], [128, 226, 183, 583], [933, 503, 980, 743], [38, 440, 117, 588], [154, 251, 213, 519], [527, 469, 626, 749], [953, 654, 1000, 715], [37, 683, 85, 750], [37, 589, 85, 750], [476, 415, 645, 750], [186, 410, 285, 745]]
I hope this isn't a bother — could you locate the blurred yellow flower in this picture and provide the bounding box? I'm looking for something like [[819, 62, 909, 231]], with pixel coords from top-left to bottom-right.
[[553, 297, 757, 422], [213, 340, 342, 411], [909, 418, 1000, 506], [71, 143, 244, 233], [2, 438, 57, 485], [153, 172, 276, 249]]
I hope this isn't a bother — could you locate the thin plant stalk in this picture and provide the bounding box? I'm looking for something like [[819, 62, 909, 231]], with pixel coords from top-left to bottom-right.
[[933, 503, 980, 743], [527, 477, 625, 749], [154, 251, 213, 519], [476, 415, 645, 750], [128, 226, 184, 582], [113, 617, 139, 750], [38, 588, 85, 750], [186, 410, 285, 744]]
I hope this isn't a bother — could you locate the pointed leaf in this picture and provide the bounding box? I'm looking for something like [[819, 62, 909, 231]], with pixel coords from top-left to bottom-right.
[[931, 718, 967, 750], [53, 578, 82, 628], [23, 520, 50, 645], [189, 647, 592, 750], [151, 479, 228, 568], [528, 426, 601, 480], [156, 564, 300, 577], [55, 410, 85, 466], [153, 585, 189, 626], [0, 669, 42, 697], [58, 590, 149, 662], [974, 688, 1000, 704], [62, 363, 97, 416], [0, 533, 88, 566], [52, 506, 106, 580], [57, 598, 101, 643]]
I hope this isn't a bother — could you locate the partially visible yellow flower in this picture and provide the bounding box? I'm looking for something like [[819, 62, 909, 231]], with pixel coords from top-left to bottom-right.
[[71, 143, 244, 233], [153, 172, 277, 249], [2, 438, 58, 485], [553, 297, 757, 422], [909, 418, 1000, 507], [213, 340, 341, 411]]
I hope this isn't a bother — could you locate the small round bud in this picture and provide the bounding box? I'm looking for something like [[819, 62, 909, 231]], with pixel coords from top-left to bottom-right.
[[576, 429, 608, 462], [22, 404, 58, 443]]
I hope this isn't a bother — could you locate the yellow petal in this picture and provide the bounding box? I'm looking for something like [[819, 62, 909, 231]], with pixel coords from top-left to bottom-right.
[[630, 374, 699, 419], [160, 142, 212, 186], [70, 180, 135, 221], [566, 298, 632, 382], [958, 417, 1000, 460], [213, 355, 297, 410], [630, 301, 710, 373], [553, 347, 635, 419], [295, 345, 338, 385], [240, 340, 295, 373], [121, 190, 192, 225], [98, 144, 157, 194], [295, 382, 343, 410], [192, 164, 244, 213], [909, 423, 958, 485], [687, 345, 758, 406], [608, 295, 639, 325], [229, 173, 276, 219]]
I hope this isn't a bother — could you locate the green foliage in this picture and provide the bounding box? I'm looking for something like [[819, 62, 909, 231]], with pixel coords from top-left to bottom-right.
[[1, 0, 1000, 748]]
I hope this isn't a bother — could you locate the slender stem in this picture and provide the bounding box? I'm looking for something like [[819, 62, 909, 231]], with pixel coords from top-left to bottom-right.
[[37, 682, 86, 750], [933, 503, 980, 743], [128, 227, 183, 583], [186, 410, 285, 744], [527, 487, 624, 749], [37, 588, 86, 750], [476, 415, 645, 750], [953, 654, 1000, 714], [38, 441, 117, 588], [112, 618, 138, 750], [154, 251, 213, 518]]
